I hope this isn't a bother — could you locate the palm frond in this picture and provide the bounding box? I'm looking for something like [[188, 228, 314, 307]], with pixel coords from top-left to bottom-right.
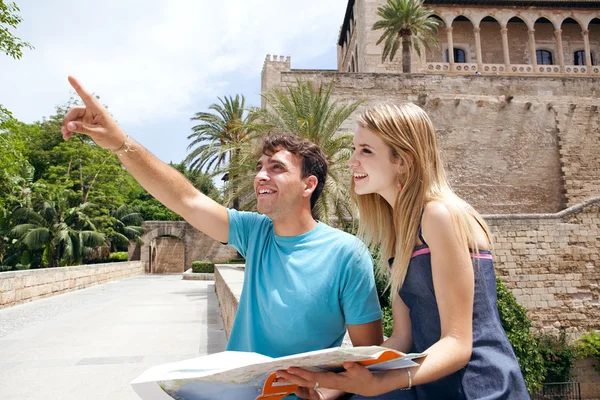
[[372, 0, 440, 65]]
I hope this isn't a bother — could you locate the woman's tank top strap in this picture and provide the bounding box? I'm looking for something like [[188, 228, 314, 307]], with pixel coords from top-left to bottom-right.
[[417, 225, 427, 247], [416, 207, 428, 247]]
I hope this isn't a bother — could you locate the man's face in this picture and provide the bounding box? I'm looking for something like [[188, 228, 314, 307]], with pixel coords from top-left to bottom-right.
[[254, 148, 308, 219]]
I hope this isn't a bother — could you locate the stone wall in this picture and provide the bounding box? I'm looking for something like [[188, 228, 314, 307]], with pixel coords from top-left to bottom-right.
[[488, 197, 600, 336], [573, 357, 600, 400], [262, 69, 600, 214], [214, 265, 244, 339], [0, 261, 144, 309], [152, 236, 185, 273], [131, 221, 238, 273], [338, 0, 600, 74]]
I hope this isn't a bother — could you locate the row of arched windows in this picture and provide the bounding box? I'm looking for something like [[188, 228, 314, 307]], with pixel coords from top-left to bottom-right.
[[445, 48, 596, 65]]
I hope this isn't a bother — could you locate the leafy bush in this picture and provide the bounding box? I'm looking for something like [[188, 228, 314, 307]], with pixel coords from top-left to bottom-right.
[[573, 330, 600, 373], [382, 306, 394, 338], [108, 252, 128, 262], [496, 277, 546, 393], [192, 260, 214, 273], [227, 258, 246, 264], [537, 331, 576, 383]]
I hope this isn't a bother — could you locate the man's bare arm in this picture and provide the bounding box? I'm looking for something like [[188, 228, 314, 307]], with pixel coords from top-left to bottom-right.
[[347, 320, 384, 347], [61, 76, 229, 242]]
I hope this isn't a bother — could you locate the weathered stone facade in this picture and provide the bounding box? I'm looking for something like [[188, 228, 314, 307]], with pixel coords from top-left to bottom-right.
[[151, 236, 186, 274], [338, 0, 600, 76], [129, 221, 238, 273], [487, 198, 600, 337], [261, 69, 599, 214]]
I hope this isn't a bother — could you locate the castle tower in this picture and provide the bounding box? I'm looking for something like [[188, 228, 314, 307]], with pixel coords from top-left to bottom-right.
[[261, 54, 291, 108]]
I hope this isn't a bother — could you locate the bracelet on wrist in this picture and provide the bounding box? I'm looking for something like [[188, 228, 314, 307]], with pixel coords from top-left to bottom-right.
[[111, 135, 135, 156], [399, 368, 412, 390]]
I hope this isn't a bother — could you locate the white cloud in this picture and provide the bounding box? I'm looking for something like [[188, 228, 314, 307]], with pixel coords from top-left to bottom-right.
[[0, 0, 348, 129]]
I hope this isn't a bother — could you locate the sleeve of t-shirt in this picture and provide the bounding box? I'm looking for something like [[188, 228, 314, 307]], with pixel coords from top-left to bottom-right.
[[339, 245, 383, 326], [226, 208, 261, 258]]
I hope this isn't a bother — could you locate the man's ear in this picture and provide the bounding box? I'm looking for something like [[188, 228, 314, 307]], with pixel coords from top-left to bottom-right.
[[303, 175, 318, 198]]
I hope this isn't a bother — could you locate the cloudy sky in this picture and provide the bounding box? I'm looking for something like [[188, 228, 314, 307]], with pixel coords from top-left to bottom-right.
[[0, 0, 348, 164]]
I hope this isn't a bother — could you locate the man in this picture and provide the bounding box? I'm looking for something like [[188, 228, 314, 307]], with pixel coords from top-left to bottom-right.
[[61, 76, 383, 400]]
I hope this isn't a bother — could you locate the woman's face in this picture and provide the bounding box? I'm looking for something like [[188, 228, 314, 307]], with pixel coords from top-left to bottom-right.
[[347, 126, 400, 198]]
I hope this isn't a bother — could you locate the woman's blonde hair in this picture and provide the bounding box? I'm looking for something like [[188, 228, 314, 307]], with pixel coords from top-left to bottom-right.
[[351, 103, 491, 295]]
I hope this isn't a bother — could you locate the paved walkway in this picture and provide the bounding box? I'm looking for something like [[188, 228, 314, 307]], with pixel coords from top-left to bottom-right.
[[0, 275, 227, 400]]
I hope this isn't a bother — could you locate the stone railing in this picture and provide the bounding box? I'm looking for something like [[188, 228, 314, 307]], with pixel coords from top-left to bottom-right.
[[424, 62, 600, 76], [452, 63, 479, 73], [0, 261, 144, 309], [507, 64, 534, 74], [481, 64, 507, 74], [214, 264, 245, 339], [426, 62, 450, 73]]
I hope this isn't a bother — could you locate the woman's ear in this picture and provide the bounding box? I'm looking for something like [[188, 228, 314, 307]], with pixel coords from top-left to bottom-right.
[[396, 152, 414, 174]]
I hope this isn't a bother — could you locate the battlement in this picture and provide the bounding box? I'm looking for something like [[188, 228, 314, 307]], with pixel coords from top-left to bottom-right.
[[262, 54, 291, 72]]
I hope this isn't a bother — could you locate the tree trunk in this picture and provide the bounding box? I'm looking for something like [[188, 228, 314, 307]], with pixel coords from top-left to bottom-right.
[[231, 148, 240, 210], [402, 34, 412, 73]]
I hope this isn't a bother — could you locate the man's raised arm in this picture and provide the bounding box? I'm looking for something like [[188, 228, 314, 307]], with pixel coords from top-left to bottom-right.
[[61, 76, 229, 243]]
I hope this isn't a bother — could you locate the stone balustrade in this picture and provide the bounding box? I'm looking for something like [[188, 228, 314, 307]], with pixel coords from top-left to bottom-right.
[[0, 261, 144, 309]]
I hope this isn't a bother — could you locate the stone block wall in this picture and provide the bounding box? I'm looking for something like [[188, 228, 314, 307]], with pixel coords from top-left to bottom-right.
[[152, 236, 185, 273], [573, 357, 600, 400], [340, 1, 600, 74], [214, 265, 244, 339], [555, 104, 600, 207], [487, 197, 600, 336], [0, 261, 144, 309], [261, 68, 600, 214], [134, 221, 238, 273]]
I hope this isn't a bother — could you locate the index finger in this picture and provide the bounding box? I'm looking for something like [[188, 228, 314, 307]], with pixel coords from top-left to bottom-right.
[[68, 76, 99, 108]]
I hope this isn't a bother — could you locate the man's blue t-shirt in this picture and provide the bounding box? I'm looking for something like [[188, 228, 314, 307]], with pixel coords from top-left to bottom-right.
[[225, 209, 382, 358]]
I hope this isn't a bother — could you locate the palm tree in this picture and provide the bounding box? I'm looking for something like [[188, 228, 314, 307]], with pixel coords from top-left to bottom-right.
[[372, 0, 440, 73], [255, 79, 365, 225], [186, 95, 259, 209], [9, 194, 105, 268], [107, 205, 143, 252]]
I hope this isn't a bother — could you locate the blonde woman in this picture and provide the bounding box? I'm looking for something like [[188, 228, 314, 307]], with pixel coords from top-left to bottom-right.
[[279, 103, 529, 399]]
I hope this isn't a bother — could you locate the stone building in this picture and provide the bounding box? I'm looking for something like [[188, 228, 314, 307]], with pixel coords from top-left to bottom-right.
[[260, 0, 600, 355], [338, 0, 600, 76]]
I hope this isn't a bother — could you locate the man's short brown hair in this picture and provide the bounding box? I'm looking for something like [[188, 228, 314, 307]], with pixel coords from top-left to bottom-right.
[[260, 134, 328, 211]]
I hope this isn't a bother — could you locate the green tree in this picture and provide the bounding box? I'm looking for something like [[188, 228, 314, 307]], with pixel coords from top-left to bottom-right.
[[372, 0, 440, 73], [186, 95, 258, 209], [258, 80, 364, 224], [104, 205, 143, 252], [0, 105, 34, 209], [9, 192, 105, 268], [0, 1, 33, 59]]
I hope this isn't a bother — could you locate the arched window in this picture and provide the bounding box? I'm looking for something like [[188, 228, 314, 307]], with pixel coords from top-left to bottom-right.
[[536, 50, 553, 65], [445, 48, 466, 63], [574, 50, 595, 65]]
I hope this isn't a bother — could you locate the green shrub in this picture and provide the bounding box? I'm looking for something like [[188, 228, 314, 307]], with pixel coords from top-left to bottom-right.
[[192, 260, 214, 273], [382, 306, 394, 338], [108, 252, 128, 262], [227, 258, 246, 264], [496, 277, 546, 393], [573, 330, 600, 373], [537, 331, 576, 383]]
